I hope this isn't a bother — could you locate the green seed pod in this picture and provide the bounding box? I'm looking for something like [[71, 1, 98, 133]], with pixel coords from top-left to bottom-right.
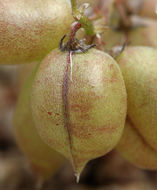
[[31, 48, 127, 179]]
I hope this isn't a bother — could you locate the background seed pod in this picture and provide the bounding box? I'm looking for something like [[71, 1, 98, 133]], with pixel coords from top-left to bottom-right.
[[0, 0, 74, 64], [128, 18, 157, 48], [117, 118, 157, 169], [116, 46, 157, 169], [103, 17, 157, 50]]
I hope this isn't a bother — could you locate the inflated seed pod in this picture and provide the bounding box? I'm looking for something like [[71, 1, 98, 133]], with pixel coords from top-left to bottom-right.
[[31, 48, 127, 179]]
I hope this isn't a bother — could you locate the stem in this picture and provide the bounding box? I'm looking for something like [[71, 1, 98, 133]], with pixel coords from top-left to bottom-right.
[[69, 22, 81, 43], [70, 0, 95, 36]]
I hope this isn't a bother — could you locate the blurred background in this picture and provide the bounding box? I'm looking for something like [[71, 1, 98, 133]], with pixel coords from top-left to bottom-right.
[[0, 65, 157, 190]]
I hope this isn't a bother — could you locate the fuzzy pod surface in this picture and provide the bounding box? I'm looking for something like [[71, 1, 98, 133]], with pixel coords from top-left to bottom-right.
[[31, 48, 127, 177], [116, 46, 157, 169], [14, 63, 64, 179], [0, 0, 73, 64]]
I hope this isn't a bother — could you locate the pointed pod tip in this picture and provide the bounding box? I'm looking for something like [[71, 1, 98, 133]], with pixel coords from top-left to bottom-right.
[[75, 173, 80, 183]]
